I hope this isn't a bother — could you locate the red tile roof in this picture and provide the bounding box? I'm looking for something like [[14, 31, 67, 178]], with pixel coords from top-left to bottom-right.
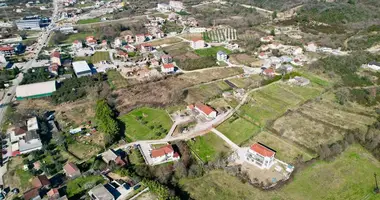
[[51, 51, 60, 58], [0, 46, 13, 51], [24, 188, 40, 200], [264, 68, 274, 74], [13, 126, 27, 135], [115, 156, 127, 166], [63, 162, 80, 176], [32, 175, 50, 188], [191, 38, 203, 42], [47, 188, 59, 197], [163, 63, 174, 69], [195, 103, 215, 115], [12, 150, 20, 157], [151, 145, 174, 158], [118, 51, 128, 56], [250, 143, 275, 157]]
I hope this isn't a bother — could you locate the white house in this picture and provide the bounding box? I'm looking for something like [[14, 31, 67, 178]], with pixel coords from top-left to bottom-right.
[[260, 36, 274, 43], [72, 40, 82, 49], [157, 3, 170, 12], [135, 34, 146, 44], [246, 143, 275, 169], [292, 47, 303, 55], [161, 63, 175, 73], [72, 61, 92, 77], [190, 39, 205, 49], [305, 42, 317, 52], [364, 61, 380, 71], [150, 144, 180, 164], [169, 0, 184, 11], [216, 51, 228, 62], [114, 38, 122, 48], [188, 103, 217, 119]]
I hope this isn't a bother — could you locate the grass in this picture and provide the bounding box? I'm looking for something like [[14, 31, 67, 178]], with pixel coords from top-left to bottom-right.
[[185, 81, 231, 104], [77, 18, 101, 24], [67, 142, 101, 160], [15, 168, 33, 190], [63, 32, 94, 44], [119, 107, 173, 141], [216, 115, 261, 145], [194, 46, 231, 57], [180, 144, 380, 200], [91, 51, 110, 63], [187, 132, 231, 162], [107, 70, 128, 89], [144, 37, 182, 46], [66, 175, 106, 197]]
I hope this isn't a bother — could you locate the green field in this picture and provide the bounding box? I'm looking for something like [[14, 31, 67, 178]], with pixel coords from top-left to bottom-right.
[[216, 115, 261, 145], [62, 32, 95, 44], [66, 175, 106, 197], [119, 107, 173, 141], [107, 70, 128, 89], [91, 51, 110, 63], [187, 132, 230, 162], [77, 18, 101, 24], [180, 144, 380, 200], [194, 46, 231, 57]]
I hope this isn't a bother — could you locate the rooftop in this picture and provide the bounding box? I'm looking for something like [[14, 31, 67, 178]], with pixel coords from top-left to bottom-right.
[[151, 144, 174, 158], [89, 184, 114, 200], [250, 143, 275, 157], [195, 103, 215, 115], [72, 61, 91, 73], [163, 63, 175, 69], [16, 80, 56, 98]]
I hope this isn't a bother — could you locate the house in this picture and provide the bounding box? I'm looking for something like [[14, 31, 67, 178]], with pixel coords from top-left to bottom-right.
[[157, 3, 170, 12], [23, 188, 41, 200], [49, 63, 59, 76], [188, 103, 217, 118], [258, 52, 268, 59], [117, 51, 128, 59], [0, 46, 14, 57], [124, 34, 133, 43], [16, 81, 56, 100], [247, 143, 276, 169], [305, 42, 317, 52], [101, 40, 108, 47], [114, 38, 122, 48], [72, 61, 92, 77], [260, 36, 274, 43], [18, 130, 43, 154], [365, 61, 380, 71], [190, 39, 205, 49], [102, 149, 127, 166], [135, 34, 146, 44], [9, 126, 27, 143], [140, 44, 153, 53], [63, 162, 81, 178], [161, 63, 175, 73], [104, 181, 134, 200], [169, 0, 184, 12], [72, 40, 82, 49], [150, 59, 160, 67], [31, 175, 50, 189], [292, 47, 303, 55], [88, 184, 114, 200], [86, 36, 97, 46], [290, 58, 303, 66], [47, 188, 60, 199], [288, 76, 310, 86], [216, 51, 228, 62], [150, 144, 180, 164], [27, 117, 38, 131], [161, 54, 172, 64], [263, 68, 275, 77], [50, 51, 61, 66], [268, 43, 281, 50], [123, 44, 136, 53]]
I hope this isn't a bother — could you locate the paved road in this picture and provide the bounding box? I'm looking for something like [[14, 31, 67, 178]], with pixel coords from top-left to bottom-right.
[[211, 128, 239, 150]]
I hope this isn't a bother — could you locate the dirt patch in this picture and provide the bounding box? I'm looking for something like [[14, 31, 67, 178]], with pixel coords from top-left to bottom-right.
[[230, 54, 257, 66]]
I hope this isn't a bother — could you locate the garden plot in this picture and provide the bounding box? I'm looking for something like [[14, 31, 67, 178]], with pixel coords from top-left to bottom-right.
[[185, 81, 231, 104], [203, 28, 237, 42]]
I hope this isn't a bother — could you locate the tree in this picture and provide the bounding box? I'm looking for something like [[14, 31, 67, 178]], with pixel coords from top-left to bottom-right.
[[270, 29, 275, 36], [335, 88, 350, 105], [272, 11, 277, 20], [95, 100, 120, 146]]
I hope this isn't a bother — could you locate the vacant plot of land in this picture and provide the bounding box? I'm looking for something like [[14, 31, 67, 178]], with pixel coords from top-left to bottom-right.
[[194, 46, 231, 57], [179, 33, 202, 40], [144, 37, 182, 46], [180, 145, 380, 200], [77, 18, 101, 24], [63, 32, 94, 44], [162, 42, 191, 57], [185, 81, 231, 103], [243, 131, 315, 163], [67, 142, 102, 160], [119, 107, 173, 141], [208, 98, 231, 109], [217, 115, 261, 145], [107, 70, 128, 89], [229, 54, 256, 65], [91, 51, 110, 63], [187, 132, 231, 162], [4, 157, 33, 192]]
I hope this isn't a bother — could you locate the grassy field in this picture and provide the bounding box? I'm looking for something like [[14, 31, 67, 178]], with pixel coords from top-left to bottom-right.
[[63, 32, 94, 44], [119, 107, 173, 141], [144, 37, 182, 46], [180, 144, 380, 200], [243, 131, 316, 163], [216, 115, 261, 145], [3, 157, 33, 192], [91, 51, 110, 63], [77, 18, 101, 24], [187, 132, 231, 162], [66, 175, 106, 197], [107, 70, 129, 89], [185, 81, 231, 104], [194, 46, 231, 57], [67, 142, 102, 160]]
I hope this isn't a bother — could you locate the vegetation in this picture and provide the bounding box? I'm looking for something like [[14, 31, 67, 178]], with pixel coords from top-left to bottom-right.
[[194, 46, 231, 57], [162, 21, 183, 34], [66, 175, 106, 197], [175, 57, 216, 71], [20, 67, 50, 85], [0, 67, 20, 87], [77, 18, 101, 24], [106, 70, 129, 89], [119, 107, 173, 141], [95, 100, 120, 145]]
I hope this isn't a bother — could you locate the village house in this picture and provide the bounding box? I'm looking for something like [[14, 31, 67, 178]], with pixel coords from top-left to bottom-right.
[[169, 0, 184, 11], [116, 51, 129, 60], [32, 175, 51, 189], [86, 36, 97, 46], [50, 51, 61, 75], [305, 42, 317, 52], [260, 36, 274, 43], [140, 43, 153, 53], [9, 126, 27, 143], [150, 144, 180, 165], [102, 149, 127, 167], [262, 68, 275, 77], [47, 188, 60, 199], [216, 51, 228, 62], [123, 44, 136, 53], [161, 54, 173, 64], [88, 184, 114, 200], [150, 59, 160, 67], [63, 162, 81, 178], [190, 39, 205, 49], [135, 34, 146, 44], [246, 143, 276, 169], [290, 58, 303, 66], [161, 63, 175, 73], [11, 117, 43, 155], [292, 47, 303, 55], [23, 188, 40, 200], [0, 46, 14, 57], [261, 45, 269, 52], [72, 40, 82, 49], [188, 103, 217, 119], [124, 34, 134, 43]]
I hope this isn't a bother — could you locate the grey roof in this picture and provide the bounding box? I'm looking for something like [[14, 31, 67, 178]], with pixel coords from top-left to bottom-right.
[[19, 138, 42, 153], [102, 149, 118, 163], [25, 130, 40, 142], [89, 184, 114, 200], [16, 81, 56, 98], [72, 61, 91, 74], [369, 61, 380, 67], [217, 50, 227, 55]]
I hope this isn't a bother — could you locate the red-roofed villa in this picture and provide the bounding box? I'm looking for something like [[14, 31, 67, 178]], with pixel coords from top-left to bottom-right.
[[150, 144, 180, 165], [188, 103, 217, 119], [247, 143, 276, 169]]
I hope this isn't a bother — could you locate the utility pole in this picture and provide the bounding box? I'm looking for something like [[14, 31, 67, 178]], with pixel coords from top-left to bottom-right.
[[375, 173, 379, 194]]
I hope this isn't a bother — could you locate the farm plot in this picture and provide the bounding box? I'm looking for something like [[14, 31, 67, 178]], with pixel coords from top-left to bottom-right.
[[119, 107, 173, 141], [185, 81, 231, 103], [144, 37, 182, 46], [187, 132, 231, 163], [203, 28, 237, 42], [216, 115, 261, 145], [194, 46, 231, 57], [229, 54, 256, 65], [243, 131, 315, 164]]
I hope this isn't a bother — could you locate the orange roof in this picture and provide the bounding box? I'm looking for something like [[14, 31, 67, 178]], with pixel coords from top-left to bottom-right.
[[47, 188, 59, 197], [151, 145, 174, 158], [250, 143, 275, 157], [191, 38, 203, 42], [163, 63, 174, 69], [73, 40, 79, 44], [264, 68, 274, 74], [51, 51, 60, 58], [0, 46, 13, 51], [195, 103, 215, 115], [63, 162, 80, 176]]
